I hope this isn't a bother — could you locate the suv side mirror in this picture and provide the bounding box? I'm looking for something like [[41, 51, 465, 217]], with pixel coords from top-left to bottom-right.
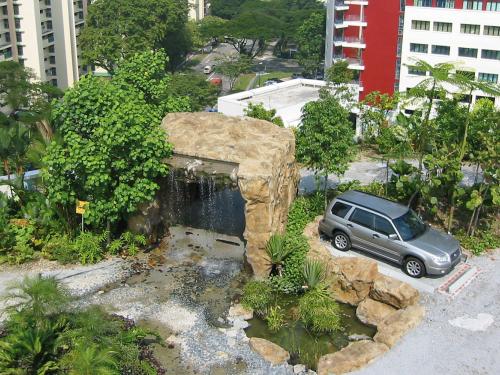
[[388, 234, 399, 241]]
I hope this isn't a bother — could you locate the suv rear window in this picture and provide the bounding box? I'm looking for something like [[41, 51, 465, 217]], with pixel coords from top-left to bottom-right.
[[331, 202, 352, 218]]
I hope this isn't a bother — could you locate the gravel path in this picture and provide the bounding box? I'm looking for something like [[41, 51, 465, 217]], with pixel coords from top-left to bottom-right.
[[353, 249, 500, 375]]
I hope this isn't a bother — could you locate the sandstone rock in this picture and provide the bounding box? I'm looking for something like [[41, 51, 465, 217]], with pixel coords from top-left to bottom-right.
[[249, 337, 290, 365], [228, 303, 254, 321], [328, 257, 378, 305], [374, 305, 425, 348], [370, 274, 419, 309], [317, 340, 389, 375], [161, 113, 299, 277], [356, 297, 397, 327]]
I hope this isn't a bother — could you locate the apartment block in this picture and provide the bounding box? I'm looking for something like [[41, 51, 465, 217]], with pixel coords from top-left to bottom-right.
[[325, 0, 500, 105], [0, 0, 91, 90], [189, 0, 206, 21]]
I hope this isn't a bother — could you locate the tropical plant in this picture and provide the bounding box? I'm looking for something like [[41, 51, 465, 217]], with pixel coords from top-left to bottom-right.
[[298, 287, 341, 334], [244, 103, 284, 127], [302, 259, 325, 290], [296, 11, 325, 77], [265, 234, 291, 276], [73, 231, 107, 265], [62, 344, 118, 375]]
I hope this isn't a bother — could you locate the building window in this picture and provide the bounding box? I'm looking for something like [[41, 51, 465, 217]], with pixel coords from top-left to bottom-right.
[[5, 32, 10, 42], [409, 67, 427, 76], [46, 9, 52, 17], [48, 34, 54, 42], [412, 20, 430, 30], [415, 0, 432, 6], [410, 43, 428, 53], [463, 1, 483, 9], [17, 45, 23, 56], [461, 24, 480, 34], [458, 47, 478, 57], [15, 18, 21, 29], [484, 25, 500, 35], [478, 72, 498, 83], [437, 0, 455, 7], [48, 45, 55, 53], [51, 79, 58, 86], [486, 1, 500, 11], [432, 45, 451, 55], [2, 19, 8, 29], [434, 22, 453, 32], [481, 49, 500, 60], [45, 0, 51, 5], [49, 55, 55, 64], [4, 47, 11, 58], [1, 6, 8, 16], [13, 4, 19, 15]]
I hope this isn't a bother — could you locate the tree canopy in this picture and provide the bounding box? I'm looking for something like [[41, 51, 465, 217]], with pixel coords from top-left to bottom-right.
[[79, 0, 189, 73], [43, 51, 189, 229]]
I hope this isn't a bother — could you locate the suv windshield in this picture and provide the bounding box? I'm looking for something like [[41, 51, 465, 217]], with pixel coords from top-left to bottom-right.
[[393, 210, 426, 241]]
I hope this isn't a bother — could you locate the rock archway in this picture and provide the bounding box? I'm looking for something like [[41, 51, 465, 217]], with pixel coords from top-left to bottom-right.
[[157, 112, 300, 277]]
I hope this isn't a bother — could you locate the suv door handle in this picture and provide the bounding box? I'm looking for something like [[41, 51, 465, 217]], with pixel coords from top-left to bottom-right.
[[347, 223, 353, 228], [372, 233, 380, 238]]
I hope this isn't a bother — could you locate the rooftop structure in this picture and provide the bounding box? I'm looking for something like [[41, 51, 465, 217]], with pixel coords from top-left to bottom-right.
[[218, 79, 359, 128]]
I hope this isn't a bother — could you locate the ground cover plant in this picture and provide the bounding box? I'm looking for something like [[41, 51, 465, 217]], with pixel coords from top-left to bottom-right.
[[0, 275, 164, 374]]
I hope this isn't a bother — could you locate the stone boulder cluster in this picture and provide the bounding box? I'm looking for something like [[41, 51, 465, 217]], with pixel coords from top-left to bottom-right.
[[305, 217, 425, 375]]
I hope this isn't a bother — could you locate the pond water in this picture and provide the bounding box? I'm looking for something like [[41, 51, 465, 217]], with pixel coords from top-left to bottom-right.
[[245, 298, 376, 370]]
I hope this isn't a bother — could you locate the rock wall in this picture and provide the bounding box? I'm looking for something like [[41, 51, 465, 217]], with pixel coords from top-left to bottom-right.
[[159, 112, 299, 277]]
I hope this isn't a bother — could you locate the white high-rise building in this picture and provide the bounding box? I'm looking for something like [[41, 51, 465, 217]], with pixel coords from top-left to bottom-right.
[[189, 0, 206, 22], [0, 0, 91, 89]]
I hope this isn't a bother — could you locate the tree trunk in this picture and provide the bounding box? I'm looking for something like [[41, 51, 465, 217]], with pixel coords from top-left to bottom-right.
[[323, 172, 328, 209]]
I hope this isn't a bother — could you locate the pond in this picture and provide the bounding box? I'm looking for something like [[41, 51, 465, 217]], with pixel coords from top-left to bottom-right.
[[245, 297, 376, 370]]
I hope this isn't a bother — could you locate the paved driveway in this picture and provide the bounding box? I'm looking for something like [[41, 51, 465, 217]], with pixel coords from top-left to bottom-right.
[[353, 249, 500, 375]]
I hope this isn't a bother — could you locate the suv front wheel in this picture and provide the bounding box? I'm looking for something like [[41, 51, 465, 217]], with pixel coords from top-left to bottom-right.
[[332, 231, 351, 251], [403, 257, 426, 278]]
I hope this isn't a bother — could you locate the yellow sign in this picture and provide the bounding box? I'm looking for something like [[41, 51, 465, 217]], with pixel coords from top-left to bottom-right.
[[76, 200, 89, 215]]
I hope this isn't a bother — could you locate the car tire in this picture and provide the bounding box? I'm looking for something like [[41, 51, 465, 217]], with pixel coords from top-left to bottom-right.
[[332, 231, 351, 252], [403, 257, 426, 278]]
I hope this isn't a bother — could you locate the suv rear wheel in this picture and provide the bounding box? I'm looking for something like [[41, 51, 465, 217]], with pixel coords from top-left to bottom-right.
[[332, 231, 351, 251], [403, 257, 425, 278]]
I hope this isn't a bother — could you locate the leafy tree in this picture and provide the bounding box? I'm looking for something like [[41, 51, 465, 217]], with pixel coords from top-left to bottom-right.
[[296, 11, 325, 76], [214, 55, 252, 91], [168, 73, 219, 111], [210, 0, 246, 19], [296, 94, 355, 206], [244, 103, 284, 127], [359, 91, 399, 143], [43, 51, 188, 231], [79, 0, 189, 73]]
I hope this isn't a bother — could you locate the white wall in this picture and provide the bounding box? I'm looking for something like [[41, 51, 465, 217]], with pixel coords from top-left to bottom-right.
[[400, 6, 500, 106]]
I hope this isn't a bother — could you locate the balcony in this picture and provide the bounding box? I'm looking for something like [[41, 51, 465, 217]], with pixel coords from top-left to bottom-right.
[[334, 0, 349, 11], [333, 55, 365, 70], [335, 15, 367, 28], [333, 36, 366, 49]]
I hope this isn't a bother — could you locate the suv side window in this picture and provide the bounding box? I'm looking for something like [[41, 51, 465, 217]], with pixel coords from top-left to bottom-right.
[[331, 202, 352, 218], [349, 208, 375, 230], [374, 216, 396, 236]]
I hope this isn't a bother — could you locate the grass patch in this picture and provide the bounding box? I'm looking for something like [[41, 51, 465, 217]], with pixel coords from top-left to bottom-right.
[[233, 73, 256, 92], [255, 71, 294, 88]]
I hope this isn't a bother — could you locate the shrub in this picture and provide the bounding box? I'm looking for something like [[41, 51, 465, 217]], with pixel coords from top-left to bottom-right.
[[265, 305, 285, 332], [108, 231, 147, 257], [456, 230, 500, 256], [302, 259, 325, 290], [42, 234, 79, 264], [299, 288, 341, 334], [266, 234, 291, 275], [74, 231, 107, 265], [241, 280, 273, 315]]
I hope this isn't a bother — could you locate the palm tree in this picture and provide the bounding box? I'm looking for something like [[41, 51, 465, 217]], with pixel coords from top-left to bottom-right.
[[265, 234, 292, 276]]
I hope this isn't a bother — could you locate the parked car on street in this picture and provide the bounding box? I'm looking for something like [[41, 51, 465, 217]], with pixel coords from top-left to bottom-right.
[[203, 65, 214, 74], [319, 190, 463, 278]]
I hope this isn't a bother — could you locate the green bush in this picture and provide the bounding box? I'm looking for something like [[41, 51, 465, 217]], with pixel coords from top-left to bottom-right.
[[42, 234, 79, 264], [241, 280, 273, 315], [299, 288, 341, 334], [265, 305, 285, 332], [74, 231, 107, 264], [108, 231, 147, 257]]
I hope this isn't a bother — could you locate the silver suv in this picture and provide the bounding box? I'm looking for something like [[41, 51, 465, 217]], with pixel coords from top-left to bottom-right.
[[319, 190, 462, 278]]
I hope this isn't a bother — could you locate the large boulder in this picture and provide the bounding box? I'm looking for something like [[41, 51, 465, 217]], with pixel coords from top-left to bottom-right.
[[317, 340, 389, 375], [228, 304, 253, 321], [328, 257, 379, 305], [374, 305, 425, 348], [161, 113, 299, 278], [370, 274, 419, 309], [356, 297, 397, 327], [249, 338, 290, 365]]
